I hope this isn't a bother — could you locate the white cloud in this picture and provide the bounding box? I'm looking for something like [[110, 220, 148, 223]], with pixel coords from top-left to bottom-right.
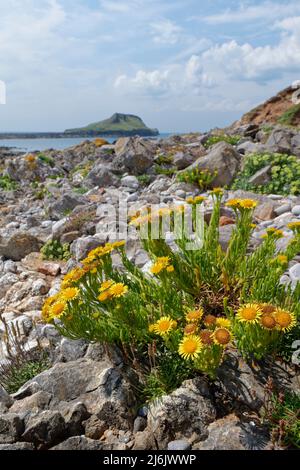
[[115, 69, 171, 96], [200, 16, 300, 81], [114, 55, 215, 97], [201, 1, 300, 24], [185, 55, 215, 89], [150, 19, 182, 45]]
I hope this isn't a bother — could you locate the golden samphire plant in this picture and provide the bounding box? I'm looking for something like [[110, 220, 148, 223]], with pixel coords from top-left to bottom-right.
[[42, 190, 300, 383]]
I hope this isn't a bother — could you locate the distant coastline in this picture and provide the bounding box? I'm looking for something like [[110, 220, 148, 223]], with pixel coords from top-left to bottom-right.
[[0, 133, 173, 152], [0, 130, 159, 140]]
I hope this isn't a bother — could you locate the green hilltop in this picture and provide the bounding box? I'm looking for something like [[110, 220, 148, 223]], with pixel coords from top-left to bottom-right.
[[64, 113, 159, 137]]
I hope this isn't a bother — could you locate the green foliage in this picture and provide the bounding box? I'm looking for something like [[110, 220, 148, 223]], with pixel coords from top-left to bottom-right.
[[74, 186, 89, 195], [0, 356, 50, 394], [38, 153, 55, 167], [137, 174, 151, 186], [30, 181, 51, 200], [177, 167, 217, 190], [0, 175, 18, 191], [142, 352, 193, 402], [204, 134, 241, 148], [0, 319, 50, 394], [41, 240, 71, 261], [264, 389, 300, 448], [42, 193, 300, 400], [232, 152, 300, 195], [155, 153, 174, 165], [155, 165, 176, 176], [277, 104, 300, 127], [261, 125, 274, 135], [47, 174, 64, 180]]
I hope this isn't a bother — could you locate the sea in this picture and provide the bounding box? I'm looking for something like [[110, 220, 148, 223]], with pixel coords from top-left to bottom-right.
[[0, 133, 173, 152]]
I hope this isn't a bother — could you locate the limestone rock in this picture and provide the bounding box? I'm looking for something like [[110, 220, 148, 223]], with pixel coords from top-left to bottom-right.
[[70, 236, 102, 261], [0, 413, 24, 444], [146, 377, 216, 449], [248, 165, 271, 185], [112, 137, 155, 175], [194, 414, 271, 450], [50, 435, 103, 450], [87, 164, 120, 188], [22, 410, 66, 447], [0, 233, 41, 261], [185, 142, 241, 187]]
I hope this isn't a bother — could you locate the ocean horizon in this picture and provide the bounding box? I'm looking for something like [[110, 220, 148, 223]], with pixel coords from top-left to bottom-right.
[[0, 133, 174, 152]]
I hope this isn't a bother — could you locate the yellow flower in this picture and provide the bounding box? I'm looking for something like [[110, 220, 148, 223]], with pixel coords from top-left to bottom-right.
[[112, 240, 126, 249], [216, 317, 231, 329], [129, 214, 151, 227], [25, 153, 36, 163], [274, 229, 284, 238], [236, 304, 262, 323], [238, 199, 257, 209], [148, 324, 156, 333], [260, 313, 276, 330], [210, 188, 223, 196], [186, 196, 206, 205], [178, 335, 203, 360], [213, 327, 232, 346], [153, 316, 176, 336], [250, 223, 257, 229], [225, 199, 240, 208], [186, 197, 194, 204], [49, 301, 67, 319], [274, 309, 296, 332], [194, 195, 206, 203], [99, 280, 114, 292], [109, 283, 128, 298], [262, 228, 284, 239], [98, 291, 112, 302], [41, 294, 59, 321], [185, 308, 204, 323], [258, 303, 276, 315], [61, 268, 85, 288], [166, 265, 175, 273], [272, 254, 288, 265], [150, 256, 171, 274], [225, 198, 257, 210], [199, 329, 213, 345], [287, 221, 300, 232], [203, 314, 217, 327], [184, 323, 198, 335], [60, 287, 80, 302], [173, 204, 185, 213], [150, 262, 164, 274], [157, 208, 172, 217], [87, 243, 114, 261]]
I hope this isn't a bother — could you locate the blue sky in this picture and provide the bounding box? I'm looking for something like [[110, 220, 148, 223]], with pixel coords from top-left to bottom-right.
[[0, 0, 300, 132]]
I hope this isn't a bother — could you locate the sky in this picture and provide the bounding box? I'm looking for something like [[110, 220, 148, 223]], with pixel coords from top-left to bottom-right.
[[0, 0, 300, 133]]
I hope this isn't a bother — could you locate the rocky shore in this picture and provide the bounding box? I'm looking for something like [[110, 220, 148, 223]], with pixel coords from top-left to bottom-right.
[[0, 119, 300, 450]]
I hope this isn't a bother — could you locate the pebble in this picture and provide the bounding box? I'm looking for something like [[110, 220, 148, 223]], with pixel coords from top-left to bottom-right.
[[3, 260, 18, 274], [292, 205, 300, 216], [133, 417, 147, 433], [274, 203, 291, 216], [289, 263, 300, 282], [267, 194, 283, 200], [167, 440, 191, 451], [138, 406, 148, 417]]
